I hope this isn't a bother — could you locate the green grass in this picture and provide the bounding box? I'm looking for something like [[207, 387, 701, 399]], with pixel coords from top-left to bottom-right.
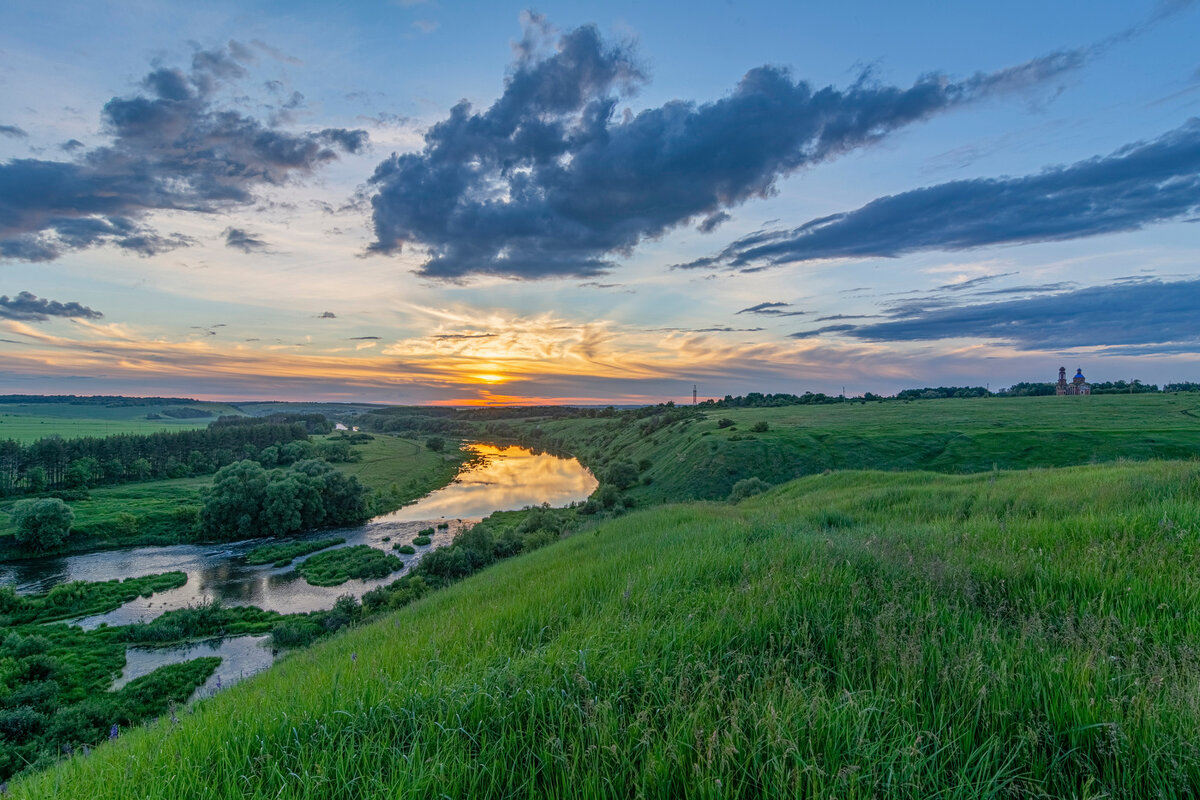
[[15, 458, 1200, 798], [512, 394, 1200, 503], [0, 402, 239, 444], [244, 538, 346, 567], [334, 434, 467, 513], [0, 572, 187, 625], [294, 545, 403, 587]]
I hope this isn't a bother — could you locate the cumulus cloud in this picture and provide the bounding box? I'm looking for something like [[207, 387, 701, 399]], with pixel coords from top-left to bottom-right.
[[0, 43, 367, 262], [367, 19, 1085, 281], [223, 226, 271, 253], [699, 119, 1200, 270], [793, 278, 1200, 352], [0, 291, 103, 322]]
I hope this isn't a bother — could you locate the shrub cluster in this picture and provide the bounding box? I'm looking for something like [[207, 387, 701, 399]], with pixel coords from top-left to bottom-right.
[[200, 459, 369, 540]]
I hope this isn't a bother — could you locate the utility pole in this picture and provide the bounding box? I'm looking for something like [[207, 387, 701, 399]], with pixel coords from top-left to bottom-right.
[[692, 385, 697, 405]]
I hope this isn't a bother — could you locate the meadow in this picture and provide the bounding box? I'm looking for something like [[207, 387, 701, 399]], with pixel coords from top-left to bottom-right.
[[0, 401, 240, 444], [501, 393, 1200, 503], [14, 458, 1200, 798]]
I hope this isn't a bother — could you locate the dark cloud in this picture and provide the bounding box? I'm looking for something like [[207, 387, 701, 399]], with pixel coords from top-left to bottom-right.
[[0, 291, 103, 322], [0, 125, 27, 139], [368, 20, 1084, 281], [795, 278, 1200, 352], [317, 311, 337, 319], [736, 301, 806, 317], [0, 44, 367, 262], [432, 333, 494, 340], [223, 226, 271, 253], [697, 211, 731, 233], [701, 119, 1200, 270], [59, 139, 85, 152], [348, 335, 380, 340]]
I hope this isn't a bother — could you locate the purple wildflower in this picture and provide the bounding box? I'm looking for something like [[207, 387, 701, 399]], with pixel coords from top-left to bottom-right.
[[351, 652, 357, 663], [109, 724, 119, 740]]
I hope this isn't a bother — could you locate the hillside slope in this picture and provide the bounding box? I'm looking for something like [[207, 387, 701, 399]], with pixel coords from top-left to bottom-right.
[[499, 394, 1200, 503], [15, 460, 1200, 798]]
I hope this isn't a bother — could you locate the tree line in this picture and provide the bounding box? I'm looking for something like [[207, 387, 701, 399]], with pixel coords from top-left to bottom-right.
[[0, 418, 328, 496]]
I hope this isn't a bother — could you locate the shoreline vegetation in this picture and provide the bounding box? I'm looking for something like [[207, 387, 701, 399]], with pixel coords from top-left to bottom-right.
[[15, 458, 1200, 797], [4, 394, 1200, 793]]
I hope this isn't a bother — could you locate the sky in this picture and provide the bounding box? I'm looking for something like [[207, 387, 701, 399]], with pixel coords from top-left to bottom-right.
[[1, 0, 1198, 405]]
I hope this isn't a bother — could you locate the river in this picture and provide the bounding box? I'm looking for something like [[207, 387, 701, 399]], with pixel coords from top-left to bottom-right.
[[0, 443, 596, 698]]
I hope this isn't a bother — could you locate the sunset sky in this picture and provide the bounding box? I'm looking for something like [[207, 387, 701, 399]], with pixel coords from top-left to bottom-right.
[[2, 0, 1199, 404]]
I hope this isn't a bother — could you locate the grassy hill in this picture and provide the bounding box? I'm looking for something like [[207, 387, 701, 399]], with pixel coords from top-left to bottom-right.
[[497, 394, 1200, 503], [15, 459, 1200, 798]]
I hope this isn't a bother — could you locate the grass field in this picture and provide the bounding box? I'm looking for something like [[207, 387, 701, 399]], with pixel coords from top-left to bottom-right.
[[16, 458, 1200, 798], [510, 394, 1200, 503], [0, 401, 242, 444]]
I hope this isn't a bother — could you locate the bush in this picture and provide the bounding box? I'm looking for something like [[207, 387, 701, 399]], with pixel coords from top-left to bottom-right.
[[394, 544, 416, 554], [10, 498, 74, 552], [603, 460, 639, 490], [750, 420, 769, 432], [717, 418, 735, 429], [412, 536, 432, 546], [426, 436, 445, 452], [728, 477, 771, 502]]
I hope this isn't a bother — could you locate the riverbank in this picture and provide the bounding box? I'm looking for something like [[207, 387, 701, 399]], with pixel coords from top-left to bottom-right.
[[0, 434, 469, 562], [18, 459, 1200, 798]]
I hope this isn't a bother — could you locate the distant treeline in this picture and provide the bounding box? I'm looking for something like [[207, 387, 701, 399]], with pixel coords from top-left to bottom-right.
[[0, 416, 337, 496], [701, 392, 870, 408], [354, 405, 618, 436], [0, 394, 200, 407]]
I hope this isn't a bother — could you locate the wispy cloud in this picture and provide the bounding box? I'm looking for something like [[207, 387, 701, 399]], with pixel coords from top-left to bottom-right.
[[794, 277, 1200, 352], [695, 119, 1200, 270], [223, 226, 272, 253], [736, 302, 807, 317]]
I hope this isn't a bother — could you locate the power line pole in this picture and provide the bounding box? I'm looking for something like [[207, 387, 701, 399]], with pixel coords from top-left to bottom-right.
[[692, 385, 697, 405]]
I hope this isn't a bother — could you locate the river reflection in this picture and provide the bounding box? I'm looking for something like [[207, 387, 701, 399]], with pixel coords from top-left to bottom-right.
[[0, 443, 595, 622], [0, 442, 595, 693], [376, 443, 598, 522]]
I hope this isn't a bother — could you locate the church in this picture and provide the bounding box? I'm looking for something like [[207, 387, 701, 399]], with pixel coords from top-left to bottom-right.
[[1056, 367, 1091, 396]]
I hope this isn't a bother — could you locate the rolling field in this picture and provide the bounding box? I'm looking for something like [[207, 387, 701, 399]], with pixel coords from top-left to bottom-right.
[[0, 401, 240, 443], [15, 459, 1200, 798], [511, 394, 1200, 503]]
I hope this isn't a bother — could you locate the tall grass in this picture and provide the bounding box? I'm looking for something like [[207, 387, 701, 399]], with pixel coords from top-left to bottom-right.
[[14, 459, 1200, 797]]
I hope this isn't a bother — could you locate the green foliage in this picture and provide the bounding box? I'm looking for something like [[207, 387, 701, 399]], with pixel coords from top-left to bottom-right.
[[200, 459, 368, 540], [728, 476, 770, 501], [602, 460, 638, 490], [122, 600, 282, 644], [0, 572, 186, 625], [716, 417, 735, 428], [425, 436, 445, 452], [22, 461, 1200, 798], [10, 498, 73, 551], [393, 544, 416, 554], [244, 538, 345, 566], [295, 545, 402, 587], [411, 535, 432, 546], [749, 420, 769, 432]]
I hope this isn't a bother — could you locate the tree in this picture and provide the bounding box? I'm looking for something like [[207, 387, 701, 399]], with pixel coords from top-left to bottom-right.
[[603, 460, 638, 490], [11, 498, 74, 551], [425, 436, 445, 452]]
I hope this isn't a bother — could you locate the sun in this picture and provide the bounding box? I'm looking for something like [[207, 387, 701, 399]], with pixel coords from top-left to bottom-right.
[[471, 373, 508, 384]]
